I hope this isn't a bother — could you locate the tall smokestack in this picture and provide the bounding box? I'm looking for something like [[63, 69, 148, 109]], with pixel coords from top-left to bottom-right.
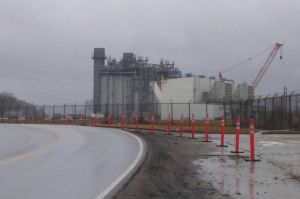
[[93, 48, 105, 107]]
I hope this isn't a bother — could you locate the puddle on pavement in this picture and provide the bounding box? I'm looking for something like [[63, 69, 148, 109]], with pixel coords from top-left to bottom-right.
[[258, 141, 285, 147], [195, 154, 300, 199]]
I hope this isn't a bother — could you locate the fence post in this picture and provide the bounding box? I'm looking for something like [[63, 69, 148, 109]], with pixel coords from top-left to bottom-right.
[[281, 95, 283, 129], [257, 97, 260, 128], [246, 99, 249, 125], [33, 107, 36, 121], [43, 106, 45, 121], [84, 104, 87, 125], [239, 100, 242, 126], [230, 101, 234, 126], [250, 98, 253, 118], [117, 103, 120, 121], [223, 100, 227, 126], [16, 105, 19, 122], [188, 103, 191, 125], [272, 96, 275, 128], [25, 106, 28, 122], [8, 106, 11, 121], [171, 100, 173, 124], [155, 102, 158, 120], [191, 112, 195, 139], [180, 114, 184, 137], [264, 97, 267, 129], [289, 94, 292, 129], [122, 112, 126, 129], [52, 105, 55, 121], [167, 113, 172, 135], [63, 105, 66, 119], [297, 96, 299, 120], [140, 103, 143, 124], [135, 112, 139, 133]]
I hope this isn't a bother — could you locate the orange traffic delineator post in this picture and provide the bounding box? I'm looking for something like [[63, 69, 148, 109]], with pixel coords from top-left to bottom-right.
[[245, 119, 260, 161], [191, 112, 196, 139], [216, 115, 228, 147], [121, 112, 125, 129], [150, 112, 155, 133], [166, 113, 172, 135], [135, 112, 139, 133], [202, 112, 212, 142], [231, 116, 244, 153], [179, 114, 184, 138]]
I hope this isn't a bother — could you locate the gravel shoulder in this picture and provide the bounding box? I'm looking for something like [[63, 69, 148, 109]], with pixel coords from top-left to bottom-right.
[[114, 131, 231, 199]]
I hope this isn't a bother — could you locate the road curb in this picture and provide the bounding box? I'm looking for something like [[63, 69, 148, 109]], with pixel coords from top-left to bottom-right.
[[96, 128, 147, 199]]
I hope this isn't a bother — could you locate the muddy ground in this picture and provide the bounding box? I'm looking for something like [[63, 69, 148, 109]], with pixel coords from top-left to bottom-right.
[[115, 132, 231, 199]]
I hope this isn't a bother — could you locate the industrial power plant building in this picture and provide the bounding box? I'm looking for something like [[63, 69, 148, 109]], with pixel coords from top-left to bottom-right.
[[93, 48, 254, 119], [92, 48, 181, 118]]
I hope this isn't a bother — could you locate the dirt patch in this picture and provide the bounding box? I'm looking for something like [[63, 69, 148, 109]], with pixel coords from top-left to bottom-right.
[[114, 132, 232, 199]]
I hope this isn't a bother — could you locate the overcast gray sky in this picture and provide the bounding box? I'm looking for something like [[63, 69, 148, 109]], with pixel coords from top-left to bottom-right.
[[0, 0, 299, 105]]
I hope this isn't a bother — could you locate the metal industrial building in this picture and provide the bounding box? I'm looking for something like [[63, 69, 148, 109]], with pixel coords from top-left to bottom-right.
[[155, 76, 233, 119], [92, 48, 181, 117], [93, 48, 254, 119], [234, 82, 255, 100]]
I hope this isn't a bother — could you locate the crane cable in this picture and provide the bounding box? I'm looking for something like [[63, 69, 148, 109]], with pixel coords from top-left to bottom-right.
[[220, 44, 276, 74]]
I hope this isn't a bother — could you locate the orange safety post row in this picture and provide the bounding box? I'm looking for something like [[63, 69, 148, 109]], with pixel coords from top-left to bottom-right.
[[99, 110, 260, 163]]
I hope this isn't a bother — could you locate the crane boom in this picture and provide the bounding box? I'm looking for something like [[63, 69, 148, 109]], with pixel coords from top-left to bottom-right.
[[251, 43, 283, 88]]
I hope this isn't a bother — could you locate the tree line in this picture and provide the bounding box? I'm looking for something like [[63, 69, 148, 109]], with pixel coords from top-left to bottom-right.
[[0, 91, 35, 118]]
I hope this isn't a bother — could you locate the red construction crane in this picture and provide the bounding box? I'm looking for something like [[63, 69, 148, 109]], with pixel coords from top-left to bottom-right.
[[219, 42, 284, 88], [251, 43, 283, 88]]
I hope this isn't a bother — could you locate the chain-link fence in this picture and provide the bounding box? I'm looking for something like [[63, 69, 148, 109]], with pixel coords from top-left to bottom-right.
[[0, 94, 299, 130]]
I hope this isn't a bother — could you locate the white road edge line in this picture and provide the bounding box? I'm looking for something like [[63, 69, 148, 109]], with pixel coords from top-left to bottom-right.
[[95, 129, 144, 199]]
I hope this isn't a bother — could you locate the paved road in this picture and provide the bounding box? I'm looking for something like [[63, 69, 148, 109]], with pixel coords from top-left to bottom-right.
[[0, 124, 144, 199]]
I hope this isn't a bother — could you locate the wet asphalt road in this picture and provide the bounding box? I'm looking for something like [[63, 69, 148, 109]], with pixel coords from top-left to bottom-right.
[[0, 124, 143, 199]]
